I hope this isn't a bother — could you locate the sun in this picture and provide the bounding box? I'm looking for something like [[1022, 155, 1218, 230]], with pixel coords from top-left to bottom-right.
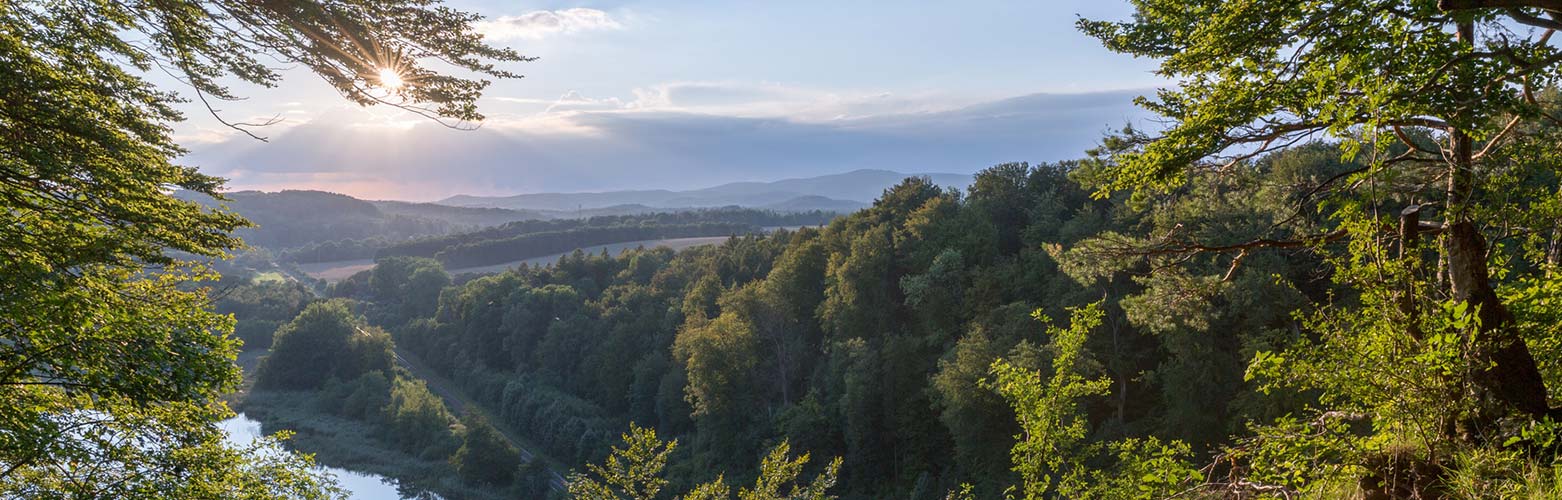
[[376, 67, 404, 90]]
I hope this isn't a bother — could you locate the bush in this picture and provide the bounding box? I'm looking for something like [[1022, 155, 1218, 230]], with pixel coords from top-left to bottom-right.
[[315, 370, 392, 422], [451, 411, 521, 486], [255, 301, 394, 390], [383, 377, 458, 457], [232, 319, 282, 351], [514, 461, 562, 499]]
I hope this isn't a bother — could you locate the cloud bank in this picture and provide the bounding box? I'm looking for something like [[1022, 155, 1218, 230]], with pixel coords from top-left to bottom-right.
[[477, 8, 623, 40], [185, 89, 1151, 201]]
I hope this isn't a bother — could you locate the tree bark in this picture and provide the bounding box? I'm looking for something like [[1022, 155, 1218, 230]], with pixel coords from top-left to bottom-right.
[[1399, 205, 1423, 341], [1446, 127, 1553, 420], [1445, 222, 1552, 418]]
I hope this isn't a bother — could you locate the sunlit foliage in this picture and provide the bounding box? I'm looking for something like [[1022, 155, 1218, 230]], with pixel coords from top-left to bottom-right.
[[0, 0, 521, 495]]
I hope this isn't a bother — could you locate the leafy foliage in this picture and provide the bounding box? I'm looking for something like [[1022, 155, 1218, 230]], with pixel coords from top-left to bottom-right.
[[0, 0, 521, 495], [451, 411, 522, 486], [569, 425, 841, 500], [984, 304, 1200, 499], [211, 276, 313, 350], [1067, 0, 1562, 495], [569, 425, 678, 500], [351, 166, 1317, 496], [255, 301, 394, 391]]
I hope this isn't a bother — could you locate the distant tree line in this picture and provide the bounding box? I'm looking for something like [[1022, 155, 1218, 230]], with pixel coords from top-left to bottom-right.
[[432, 223, 753, 269], [196, 190, 464, 249], [280, 237, 390, 264], [376, 208, 836, 269]]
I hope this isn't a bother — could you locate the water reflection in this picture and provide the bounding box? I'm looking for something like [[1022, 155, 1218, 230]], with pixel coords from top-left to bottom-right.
[[220, 413, 439, 500]]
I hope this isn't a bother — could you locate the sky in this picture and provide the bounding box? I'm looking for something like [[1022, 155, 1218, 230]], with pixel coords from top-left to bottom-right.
[[172, 1, 1164, 201]]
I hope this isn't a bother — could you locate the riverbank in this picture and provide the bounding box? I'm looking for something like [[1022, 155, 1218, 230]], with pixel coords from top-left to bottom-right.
[[236, 390, 471, 499], [231, 347, 563, 500]]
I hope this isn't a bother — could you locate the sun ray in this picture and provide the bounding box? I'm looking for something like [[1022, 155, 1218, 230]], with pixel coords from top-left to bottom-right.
[[377, 67, 404, 90]]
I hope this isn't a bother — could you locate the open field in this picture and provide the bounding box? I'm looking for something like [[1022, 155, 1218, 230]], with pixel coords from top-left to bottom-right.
[[250, 271, 287, 284], [297, 236, 733, 282], [444, 235, 732, 276], [296, 259, 375, 282]]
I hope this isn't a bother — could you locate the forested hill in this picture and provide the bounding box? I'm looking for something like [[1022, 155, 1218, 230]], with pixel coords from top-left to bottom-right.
[[174, 190, 548, 250], [175, 189, 845, 268], [377, 208, 836, 269], [371, 200, 553, 228], [437, 169, 969, 211], [322, 157, 1339, 498]]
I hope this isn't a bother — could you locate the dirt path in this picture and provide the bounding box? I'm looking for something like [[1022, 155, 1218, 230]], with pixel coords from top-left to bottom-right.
[[347, 325, 569, 491], [390, 347, 569, 491], [230, 254, 576, 492]]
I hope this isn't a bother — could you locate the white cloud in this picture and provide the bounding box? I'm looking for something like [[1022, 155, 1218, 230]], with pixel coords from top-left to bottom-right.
[[173, 128, 236, 145], [487, 83, 973, 130], [482, 91, 629, 135], [477, 8, 623, 40], [483, 110, 609, 136], [545, 90, 625, 112], [476, 84, 980, 138], [622, 81, 977, 121]]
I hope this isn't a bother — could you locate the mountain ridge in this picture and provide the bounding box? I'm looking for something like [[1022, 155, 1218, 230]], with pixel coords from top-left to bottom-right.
[[436, 169, 970, 211]]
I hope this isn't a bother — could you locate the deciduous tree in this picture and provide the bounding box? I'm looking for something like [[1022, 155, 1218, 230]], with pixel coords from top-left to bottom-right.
[[0, 0, 523, 495]]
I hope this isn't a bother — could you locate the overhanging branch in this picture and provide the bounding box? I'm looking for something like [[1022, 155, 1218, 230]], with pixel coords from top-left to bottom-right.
[[1439, 0, 1562, 13], [1139, 228, 1350, 257]]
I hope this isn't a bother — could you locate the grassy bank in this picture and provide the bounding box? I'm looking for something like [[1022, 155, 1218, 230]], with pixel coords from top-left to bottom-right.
[[238, 389, 563, 500], [237, 390, 470, 499]]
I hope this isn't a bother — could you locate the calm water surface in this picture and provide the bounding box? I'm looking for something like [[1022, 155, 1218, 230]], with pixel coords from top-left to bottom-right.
[[220, 413, 438, 500]]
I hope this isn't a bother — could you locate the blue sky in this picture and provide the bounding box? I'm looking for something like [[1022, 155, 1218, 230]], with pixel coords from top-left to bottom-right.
[[175, 1, 1163, 201]]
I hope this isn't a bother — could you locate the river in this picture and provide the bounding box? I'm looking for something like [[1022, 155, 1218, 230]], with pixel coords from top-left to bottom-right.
[[220, 413, 439, 500]]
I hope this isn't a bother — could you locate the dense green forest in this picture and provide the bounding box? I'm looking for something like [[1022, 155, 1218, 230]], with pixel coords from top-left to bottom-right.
[[246, 300, 538, 498], [255, 134, 1562, 499], [295, 160, 1314, 498]]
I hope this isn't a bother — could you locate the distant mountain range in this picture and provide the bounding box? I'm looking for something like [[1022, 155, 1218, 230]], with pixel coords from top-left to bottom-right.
[[173, 190, 551, 250], [437, 169, 971, 212], [176, 169, 973, 251]]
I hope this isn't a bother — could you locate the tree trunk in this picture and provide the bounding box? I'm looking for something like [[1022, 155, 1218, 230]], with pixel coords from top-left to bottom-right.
[[1399, 205, 1423, 341], [1445, 222, 1551, 419], [1446, 127, 1552, 421]]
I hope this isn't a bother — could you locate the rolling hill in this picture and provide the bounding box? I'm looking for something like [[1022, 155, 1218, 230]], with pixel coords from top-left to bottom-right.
[[174, 190, 549, 250], [436, 169, 969, 212]]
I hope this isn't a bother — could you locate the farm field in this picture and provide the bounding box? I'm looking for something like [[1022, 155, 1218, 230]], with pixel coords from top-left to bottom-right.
[[295, 236, 733, 282]]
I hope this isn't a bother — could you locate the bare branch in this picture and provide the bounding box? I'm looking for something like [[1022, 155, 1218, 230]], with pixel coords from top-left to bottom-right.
[[1472, 114, 1525, 160]]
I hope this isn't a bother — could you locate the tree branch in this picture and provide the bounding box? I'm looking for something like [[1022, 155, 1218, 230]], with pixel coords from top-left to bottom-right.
[[1504, 8, 1562, 29], [1130, 228, 1351, 259], [1439, 0, 1562, 13], [1472, 114, 1525, 160]]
